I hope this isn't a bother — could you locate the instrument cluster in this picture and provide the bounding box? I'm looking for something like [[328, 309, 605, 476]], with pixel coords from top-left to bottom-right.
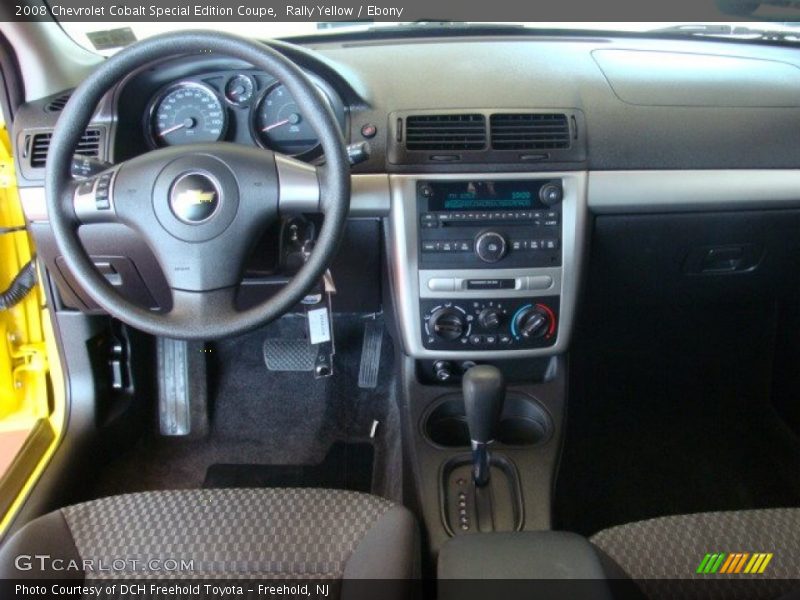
[[144, 69, 347, 159]]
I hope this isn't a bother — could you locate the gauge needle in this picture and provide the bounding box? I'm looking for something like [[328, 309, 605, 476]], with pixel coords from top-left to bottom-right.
[[158, 123, 187, 137], [261, 119, 290, 133], [158, 118, 196, 137]]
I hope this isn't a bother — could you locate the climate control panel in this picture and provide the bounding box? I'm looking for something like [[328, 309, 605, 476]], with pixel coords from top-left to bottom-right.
[[420, 297, 558, 351]]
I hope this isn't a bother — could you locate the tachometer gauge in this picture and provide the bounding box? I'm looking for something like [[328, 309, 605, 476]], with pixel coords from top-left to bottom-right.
[[252, 83, 324, 156], [149, 82, 227, 147]]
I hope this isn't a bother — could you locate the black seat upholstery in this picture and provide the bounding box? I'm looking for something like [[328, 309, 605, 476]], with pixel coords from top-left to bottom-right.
[[0, 488, 417, 588], [590, 508, 800, 599]]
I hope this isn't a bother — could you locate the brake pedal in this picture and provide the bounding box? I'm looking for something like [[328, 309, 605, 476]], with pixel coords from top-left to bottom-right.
[[157, 338, 208, 437], [263, 338, 318, 371]]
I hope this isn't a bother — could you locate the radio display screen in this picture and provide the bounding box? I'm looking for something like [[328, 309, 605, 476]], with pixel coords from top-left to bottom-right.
[[423, 180, 542, 211]]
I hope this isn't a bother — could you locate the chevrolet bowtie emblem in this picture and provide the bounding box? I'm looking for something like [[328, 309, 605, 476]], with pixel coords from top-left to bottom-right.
[[169, 173, 221, 224], [175, 189, 216, 205]]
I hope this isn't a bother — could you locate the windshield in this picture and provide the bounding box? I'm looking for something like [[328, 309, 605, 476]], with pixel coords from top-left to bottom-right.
[[60, 21, 800, 55]]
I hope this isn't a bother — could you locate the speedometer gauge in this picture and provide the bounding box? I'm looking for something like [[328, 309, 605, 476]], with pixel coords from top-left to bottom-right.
[[149, 82, 227, 147]]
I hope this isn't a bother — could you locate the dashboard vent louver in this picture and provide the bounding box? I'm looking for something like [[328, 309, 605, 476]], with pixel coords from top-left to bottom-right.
[[44, 93, 71, 113], [29, 129, 102, 168], [405, 114, 487, 151], [490, 113, 571, 150]]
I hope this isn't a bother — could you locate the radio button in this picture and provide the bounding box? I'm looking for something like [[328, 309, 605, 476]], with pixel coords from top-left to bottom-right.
[[457, 241, 472, 252], [540, 183, 564, 206], [475, 231, 508, 263], [428, 278, 456, 292], [526, 275, 554, 291]]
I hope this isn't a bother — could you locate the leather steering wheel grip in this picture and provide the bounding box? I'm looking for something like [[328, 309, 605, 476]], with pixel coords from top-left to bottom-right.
[[45, 31, 350, 339]]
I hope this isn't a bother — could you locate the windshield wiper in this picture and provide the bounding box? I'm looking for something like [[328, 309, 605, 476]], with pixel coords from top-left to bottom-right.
[[651, 23, 800, 42]]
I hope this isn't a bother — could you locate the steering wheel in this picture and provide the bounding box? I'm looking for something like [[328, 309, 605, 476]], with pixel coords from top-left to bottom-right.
[[45, 31, 350, 339]]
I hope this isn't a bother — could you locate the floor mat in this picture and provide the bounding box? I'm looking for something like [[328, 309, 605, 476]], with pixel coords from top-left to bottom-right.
[[80, 315, 403, 504], [555, 303, 800, 537], [203, 442, 375, 492]]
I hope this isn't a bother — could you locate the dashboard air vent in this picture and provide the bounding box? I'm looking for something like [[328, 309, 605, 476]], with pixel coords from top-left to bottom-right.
[[405, 114, 486, 151], [29, 129, 102, 168], [490, 113, 571, 150], [44, 93, 71, 113]]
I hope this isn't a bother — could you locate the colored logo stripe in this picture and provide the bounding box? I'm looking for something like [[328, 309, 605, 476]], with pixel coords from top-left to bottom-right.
[[697, 553, 726, 574], [720, 553, 749, 573], [697, 553, 773, 574]]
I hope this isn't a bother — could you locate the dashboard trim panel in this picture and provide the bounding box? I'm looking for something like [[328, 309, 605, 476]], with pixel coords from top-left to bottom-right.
[[589, 170, 800, 213]]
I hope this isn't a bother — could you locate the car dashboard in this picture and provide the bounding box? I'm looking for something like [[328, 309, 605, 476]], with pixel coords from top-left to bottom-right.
[[12, 33, 800, 361]]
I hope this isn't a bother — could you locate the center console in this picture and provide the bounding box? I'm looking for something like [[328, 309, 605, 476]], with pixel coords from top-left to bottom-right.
[[388, 172, 587, 563], [387, 172, 587, 359]]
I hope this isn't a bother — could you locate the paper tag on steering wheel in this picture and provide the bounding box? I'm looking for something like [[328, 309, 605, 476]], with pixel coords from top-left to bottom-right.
[[304, 269, 336, 378]]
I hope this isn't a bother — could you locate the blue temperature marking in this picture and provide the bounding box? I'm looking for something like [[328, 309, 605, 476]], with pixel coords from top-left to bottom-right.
[[510, 304, 533, 338]]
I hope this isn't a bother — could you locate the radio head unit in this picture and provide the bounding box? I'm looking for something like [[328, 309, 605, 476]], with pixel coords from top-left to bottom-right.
[[417, 178, 563, 270]]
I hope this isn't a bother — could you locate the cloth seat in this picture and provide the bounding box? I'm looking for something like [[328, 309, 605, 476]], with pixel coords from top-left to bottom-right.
[[0, 488, 417, 594], [590, 508, 800, 599]]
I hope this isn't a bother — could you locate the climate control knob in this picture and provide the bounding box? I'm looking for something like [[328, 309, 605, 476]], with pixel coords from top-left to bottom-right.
[[513, 306, 552, 339], [478, 308, 503, 330], [475, 231, 507, 263], [428, 307, 467, 341]]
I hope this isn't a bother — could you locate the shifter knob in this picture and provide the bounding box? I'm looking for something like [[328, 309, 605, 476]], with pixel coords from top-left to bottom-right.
[[463, 365, 505, 487], [463, 365, 505, 443]]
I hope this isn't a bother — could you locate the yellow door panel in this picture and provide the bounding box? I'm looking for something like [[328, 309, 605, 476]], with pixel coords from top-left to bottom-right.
[[0, 124, 65, 536]]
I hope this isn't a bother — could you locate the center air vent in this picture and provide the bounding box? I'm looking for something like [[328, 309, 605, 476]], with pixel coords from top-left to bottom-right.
[[405, 114, 486, 151], [490, 113, 571, 150], [388, 109, 584, 165], [28, 129, 102, 168]]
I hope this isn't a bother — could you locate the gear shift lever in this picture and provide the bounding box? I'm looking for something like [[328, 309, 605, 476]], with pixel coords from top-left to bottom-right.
[[462, 364, 505, 487]]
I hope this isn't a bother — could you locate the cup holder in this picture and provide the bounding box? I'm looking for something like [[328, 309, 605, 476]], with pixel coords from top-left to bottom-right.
[[423, 393, 552, 448]]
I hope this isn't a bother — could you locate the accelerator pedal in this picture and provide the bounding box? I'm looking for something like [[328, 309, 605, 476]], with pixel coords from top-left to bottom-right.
[[358, 319, 383, 389]]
